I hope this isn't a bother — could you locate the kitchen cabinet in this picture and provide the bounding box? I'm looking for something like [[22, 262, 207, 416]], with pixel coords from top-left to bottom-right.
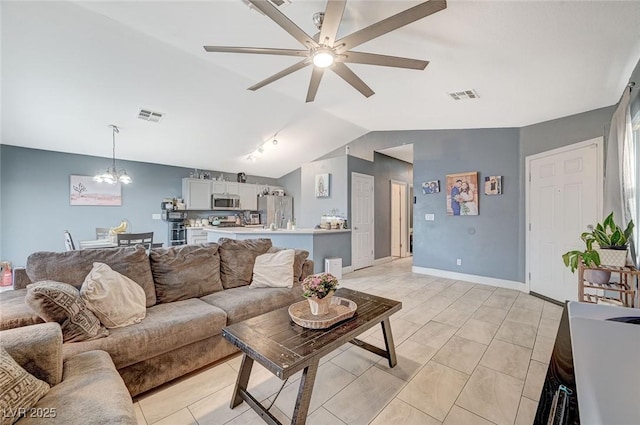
[[225, 182, 239, 195], [186, 228, 208, 245], [211, 181, 239, 195], [238, 183, 258, 210], [182, 179, 211, 210]]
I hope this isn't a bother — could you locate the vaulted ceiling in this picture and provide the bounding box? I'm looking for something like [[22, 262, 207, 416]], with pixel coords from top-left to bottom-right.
[[2, 1, 640, 178]]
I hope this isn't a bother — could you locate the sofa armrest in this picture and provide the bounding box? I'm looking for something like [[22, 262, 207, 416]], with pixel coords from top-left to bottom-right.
[[12, 267, 31, 289], [0, 323, 63, 386], [301, 260, 314, 281]]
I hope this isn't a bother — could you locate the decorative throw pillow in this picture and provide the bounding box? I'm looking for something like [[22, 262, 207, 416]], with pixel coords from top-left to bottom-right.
[[250, 249, 295, 289], [267, 247, 309, 282], [0, 347, 50, 425], [218, 238, 273, 289], [25, 281, 108, 342], [80, 262, 147, 329], [149, 243, 223, 303]]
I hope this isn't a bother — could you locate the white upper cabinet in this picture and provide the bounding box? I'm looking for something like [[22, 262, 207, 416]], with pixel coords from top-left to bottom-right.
[[211, 181, 226, 194], [182, 179, 211, 210], [225, 182, 239, 195], [238, 184, 258, 210]]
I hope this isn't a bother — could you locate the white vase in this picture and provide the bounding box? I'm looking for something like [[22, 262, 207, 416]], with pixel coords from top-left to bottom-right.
[[307, 292, 334, 316], [596, 248, 628, 268]]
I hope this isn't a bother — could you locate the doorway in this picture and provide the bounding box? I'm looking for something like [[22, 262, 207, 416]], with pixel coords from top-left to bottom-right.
[[390, 180, 409, 258], [352, 172, 375, 270], [526, 138, 603, 302]]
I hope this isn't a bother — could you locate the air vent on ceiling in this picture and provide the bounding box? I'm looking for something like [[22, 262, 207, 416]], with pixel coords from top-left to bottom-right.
[[138, 108, 164, 123], [448, 90, 479, 101], [242, 0, 289, 15]]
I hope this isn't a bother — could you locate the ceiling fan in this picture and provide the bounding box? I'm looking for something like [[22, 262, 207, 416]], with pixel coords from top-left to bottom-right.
[[204, 0, 447, 102]]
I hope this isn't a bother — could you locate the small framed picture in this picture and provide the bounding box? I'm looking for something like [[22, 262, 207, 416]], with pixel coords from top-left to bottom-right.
[[315, 173, 330, 198], [484, 176, 502, 195], [446, 172, 479, 216], [422, 180, 440, 194]]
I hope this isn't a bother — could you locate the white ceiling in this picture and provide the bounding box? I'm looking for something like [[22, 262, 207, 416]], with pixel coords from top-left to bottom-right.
[[2, 1, 640, 178], [377, 144, 414, 164]]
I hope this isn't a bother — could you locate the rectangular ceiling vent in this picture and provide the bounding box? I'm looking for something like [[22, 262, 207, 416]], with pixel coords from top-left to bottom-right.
[[138, 108, 164, 123], [448, 90, 479, 101]]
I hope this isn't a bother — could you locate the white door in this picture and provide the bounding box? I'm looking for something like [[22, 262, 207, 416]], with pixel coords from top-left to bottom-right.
[[391, 181, 408, 257], [352, 172, 374, 270], [527, 138, 602, 302]]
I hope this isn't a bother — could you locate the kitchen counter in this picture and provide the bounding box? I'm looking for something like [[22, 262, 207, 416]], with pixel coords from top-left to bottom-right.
[[204, 227, 351, 273]]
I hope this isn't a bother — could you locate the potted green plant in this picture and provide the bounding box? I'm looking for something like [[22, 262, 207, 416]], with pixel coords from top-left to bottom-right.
[[562, 213, 634, 281]]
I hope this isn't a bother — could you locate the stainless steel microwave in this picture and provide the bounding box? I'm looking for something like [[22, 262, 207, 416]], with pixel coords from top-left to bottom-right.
[[212, 194, 241, 210]]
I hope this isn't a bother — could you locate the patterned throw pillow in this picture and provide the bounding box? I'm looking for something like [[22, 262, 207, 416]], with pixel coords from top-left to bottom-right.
[[25, 281, 108, 342], [0, 347, 50, 425]]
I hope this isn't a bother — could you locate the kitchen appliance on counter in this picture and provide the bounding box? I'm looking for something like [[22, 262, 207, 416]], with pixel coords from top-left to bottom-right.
[[248, 212, 260, 225], [258, 195, 292, 229], [162, 211, 187, 246], [208, 215, 241, 227], [211, 194, 241, 210]]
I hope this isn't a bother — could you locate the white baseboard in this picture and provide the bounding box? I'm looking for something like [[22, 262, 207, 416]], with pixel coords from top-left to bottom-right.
[[412, 266, 527, 293], [342, 266, 355, 275], [373, 256, 393, 266]]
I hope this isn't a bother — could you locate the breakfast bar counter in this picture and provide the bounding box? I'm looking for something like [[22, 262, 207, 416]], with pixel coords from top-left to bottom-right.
[[205, 227, 351, 273]]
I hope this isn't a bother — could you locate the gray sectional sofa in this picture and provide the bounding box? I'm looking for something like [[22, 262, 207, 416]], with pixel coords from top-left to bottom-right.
[[0, 238, 312, 398]]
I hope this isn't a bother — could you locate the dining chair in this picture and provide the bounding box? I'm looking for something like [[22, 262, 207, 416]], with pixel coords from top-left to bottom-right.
[[64, 230, 76, 251], [116, 232, 154, 251], [95, 227, 111, 240]]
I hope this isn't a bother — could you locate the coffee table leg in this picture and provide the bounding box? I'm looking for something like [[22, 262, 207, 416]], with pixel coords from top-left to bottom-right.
[[381, 318, 398, 368], [231, 354, 254, 409], [291, 358, 320, 425]]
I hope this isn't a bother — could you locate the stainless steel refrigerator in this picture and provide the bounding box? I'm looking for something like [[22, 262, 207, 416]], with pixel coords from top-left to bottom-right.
[[258, 195, 293, 229]]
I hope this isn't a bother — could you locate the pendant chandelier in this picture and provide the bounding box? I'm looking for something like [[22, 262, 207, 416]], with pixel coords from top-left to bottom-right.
[[93, 125, 132, 184]]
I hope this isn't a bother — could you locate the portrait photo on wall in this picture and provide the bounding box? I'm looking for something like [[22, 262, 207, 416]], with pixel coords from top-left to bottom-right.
[[315, 173, 330, 198], [422, 180, 440, 194], [446, 172, 479, 216], [484, 175, 502, 195]]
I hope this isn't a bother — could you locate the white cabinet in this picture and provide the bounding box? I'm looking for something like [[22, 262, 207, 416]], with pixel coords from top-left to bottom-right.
[[238, 184, 258, 210], [182, 179, 211, 210], [186, 228, 208, 245], [225, 182, 239, 195], [211, 181, 227, 195]]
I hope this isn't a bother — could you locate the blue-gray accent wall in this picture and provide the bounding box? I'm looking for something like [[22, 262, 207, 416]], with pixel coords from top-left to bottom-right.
[[0, 145, 278, 266]]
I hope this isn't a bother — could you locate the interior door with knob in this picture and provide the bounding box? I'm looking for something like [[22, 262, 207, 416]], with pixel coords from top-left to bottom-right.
[[352, 172, 374, 270]]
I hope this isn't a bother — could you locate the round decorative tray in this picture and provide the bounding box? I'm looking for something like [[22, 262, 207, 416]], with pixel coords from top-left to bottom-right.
[[288, 297, 357, 329]]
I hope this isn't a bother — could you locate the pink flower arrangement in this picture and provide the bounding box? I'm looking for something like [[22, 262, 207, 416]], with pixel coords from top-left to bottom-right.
[[302, 273, 339, 299]]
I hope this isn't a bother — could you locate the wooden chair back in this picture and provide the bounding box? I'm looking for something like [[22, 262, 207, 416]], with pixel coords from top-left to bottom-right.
[[116, 232, 154, 250]]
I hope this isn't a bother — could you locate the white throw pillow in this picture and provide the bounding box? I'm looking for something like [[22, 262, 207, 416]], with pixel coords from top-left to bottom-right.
[[250, 249, 295, 289], [80, 262, 147, 328]]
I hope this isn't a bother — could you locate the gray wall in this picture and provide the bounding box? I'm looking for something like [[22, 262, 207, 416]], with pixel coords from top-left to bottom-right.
[[277, 167, 301, 221], [0, 145, 277, 266], [299, 156, 348, 228]]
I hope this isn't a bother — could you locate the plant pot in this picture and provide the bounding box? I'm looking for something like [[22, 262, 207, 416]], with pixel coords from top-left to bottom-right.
[[584, 269, 611, 285], [307, 292, 334, 316], [596, 248, 628, 268]]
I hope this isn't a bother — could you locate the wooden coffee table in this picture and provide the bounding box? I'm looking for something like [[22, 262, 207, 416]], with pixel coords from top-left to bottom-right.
[[221, 288, 402, 425]]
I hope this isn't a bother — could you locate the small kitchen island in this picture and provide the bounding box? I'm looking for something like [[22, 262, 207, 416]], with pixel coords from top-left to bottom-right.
[[205, 227, 351, 273]]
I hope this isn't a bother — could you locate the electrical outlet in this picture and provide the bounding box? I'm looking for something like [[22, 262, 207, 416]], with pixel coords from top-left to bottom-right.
[[456, 259, 462, 266], [152, 213, 161, 220], [425, 213, 435, 221]]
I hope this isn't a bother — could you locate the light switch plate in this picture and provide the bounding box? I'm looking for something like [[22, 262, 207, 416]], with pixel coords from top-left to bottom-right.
[[425, 213, 435, 221], [152, 213, 161, 220]]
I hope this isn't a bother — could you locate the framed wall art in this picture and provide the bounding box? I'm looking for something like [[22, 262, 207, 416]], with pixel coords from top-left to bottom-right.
[[315, 173, 330, 198], [70, 175, 122, 206], [422, 180, 440, 194], [484, 176, 502, 195], [446, 172, 479, 216]]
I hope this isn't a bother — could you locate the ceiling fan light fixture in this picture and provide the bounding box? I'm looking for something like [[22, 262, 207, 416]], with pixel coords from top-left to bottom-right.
[[312, 49, 334, 68]]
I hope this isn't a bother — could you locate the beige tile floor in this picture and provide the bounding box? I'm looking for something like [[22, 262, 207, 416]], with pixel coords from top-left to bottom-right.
[[133, 258, 562, 425]]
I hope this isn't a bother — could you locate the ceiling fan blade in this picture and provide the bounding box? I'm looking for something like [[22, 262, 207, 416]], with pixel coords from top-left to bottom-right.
[[248, 0, 318, 48], [318, 0, 347, 47], [306, 67, 325, 103], [204, 46, 309, 57], [331, 63, 374, 98], [340, 51, 429, 70], [248, 59, 311, 91], [335, 0, 447, 52]]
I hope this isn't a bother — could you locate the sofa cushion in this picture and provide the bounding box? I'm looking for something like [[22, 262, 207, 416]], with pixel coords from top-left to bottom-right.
[[62, 299, 227, 369], [81, 263, 147, 329], [200, 284, 303, 324], [218, 238, 272, 289], [268, 247, 309, 282], [0, 289, 44, 331], [25, 246, 156, 307], [149, 243, 223, 303], [0, 347, 50, 425], [249, 249, 295, 289], [25, 281, 109, 343]]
